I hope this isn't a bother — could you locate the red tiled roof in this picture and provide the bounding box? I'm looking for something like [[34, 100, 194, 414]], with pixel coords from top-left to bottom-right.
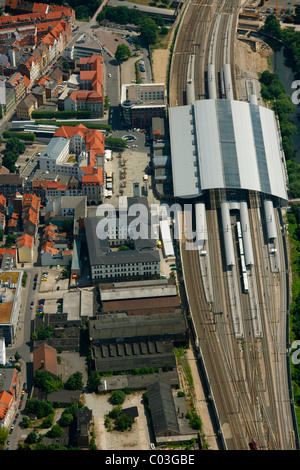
[[0, 391, 14, 421], [33, 343, 58, 376], [17, 233, 33, 249], [82, 167, 103, 185]]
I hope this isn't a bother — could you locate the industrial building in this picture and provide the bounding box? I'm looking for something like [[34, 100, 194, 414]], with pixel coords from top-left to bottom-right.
[[89, 311, 188, 374], [99, 278, 181, 315]]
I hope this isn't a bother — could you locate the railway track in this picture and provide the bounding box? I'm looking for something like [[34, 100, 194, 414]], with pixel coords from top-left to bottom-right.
[[169, 0, 296, 450]]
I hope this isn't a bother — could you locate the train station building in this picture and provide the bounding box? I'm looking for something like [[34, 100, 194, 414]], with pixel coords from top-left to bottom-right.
[[168, 99, 288, 204]]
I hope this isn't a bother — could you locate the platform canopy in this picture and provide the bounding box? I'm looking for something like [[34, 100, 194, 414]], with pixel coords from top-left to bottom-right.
[[169, 99, 288, 203]]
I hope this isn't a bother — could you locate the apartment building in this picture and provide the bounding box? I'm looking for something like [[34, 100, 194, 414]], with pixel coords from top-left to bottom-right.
[[0, 270, 23, 346], [16, 91, 38, 119], [6, 71, 26, 103], [39, 124, 105, 204], [64, 55, 104, 118]]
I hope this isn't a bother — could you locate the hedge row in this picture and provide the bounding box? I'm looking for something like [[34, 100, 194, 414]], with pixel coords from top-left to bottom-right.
[[31, 110, 92, 119], [3, 131, 36, 141], [34, 120, 112, 132], [105, 137, 127, 150]]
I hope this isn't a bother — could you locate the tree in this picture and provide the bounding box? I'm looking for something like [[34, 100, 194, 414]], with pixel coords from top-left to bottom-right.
[[293, 5, 300, 24], [75, 5, 90, 19], [0, 426, 9, 450], [87, 370, 101, 392], [25, 431, 38, 444], [34, 370, 63, 394], [118, 245, 130, 251], [62, 60, 70, 71], [5, 233, 17, 247], [6, 137, 26, 154], [46, 424, 64, 438], [22, 416, 31, 428], [59, 412, 73, 427], [26, 398, 54, 419], [263, 14, 282, 38], [2, 151, 19, 173], [115, 44, 131, 62], [110, 390, 126, 405], [62, 219, 73, 232], [115, 413, 134, 432], [138, 17, 158, 45], [64, 371, 84, 390], [14, 351, 21, 362]]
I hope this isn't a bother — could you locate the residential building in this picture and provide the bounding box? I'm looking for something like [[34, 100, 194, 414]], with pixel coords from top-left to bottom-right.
[[6, 71, 26, 103], [21, 192, 40, 238], [63, 54, 104, 118], [16, 92, 38, 119], [2, 85, 16, 117], [0, 175, 25, 198], [81, 167, 103, 205], [0, 249, 17, 271], [31, 84, 46, 105], [0, 271, 23, 346], [0, 367, 19, 427], [17, 233, 34, 262], [39, 124, 105, 204], [40, 241, 72, 266]]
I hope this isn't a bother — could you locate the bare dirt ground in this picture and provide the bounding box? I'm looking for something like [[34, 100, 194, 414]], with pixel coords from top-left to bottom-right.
[[84, 391, 151, 450], [234, 37, 272, 102], [152, 48, 170, 84]]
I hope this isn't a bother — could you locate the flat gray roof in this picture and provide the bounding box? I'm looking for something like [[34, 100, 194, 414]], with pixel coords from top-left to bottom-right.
[[41, 137, 69, 161], [90, 312, 187, 342], [100, 285, 177, 301]]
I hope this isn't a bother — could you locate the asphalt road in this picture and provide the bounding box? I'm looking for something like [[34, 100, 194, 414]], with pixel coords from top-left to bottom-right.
[[5, 266, 45, 450]]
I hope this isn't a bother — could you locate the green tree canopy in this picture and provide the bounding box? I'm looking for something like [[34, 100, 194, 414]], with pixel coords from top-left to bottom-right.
[[87, 370, 101, 392], [115, 413, 134, 432], [64, 371, 84, 390], [110, 390, 126, 405], [2, 151, 19, 173], [263, 14, 282, 38], [138, 17, 158, 45], [34, 370, 63, 394], [46, 424, 64, 439], [6, 137, 26, 154], [26, 398, 54, 419], [115, 44, 131, 62]]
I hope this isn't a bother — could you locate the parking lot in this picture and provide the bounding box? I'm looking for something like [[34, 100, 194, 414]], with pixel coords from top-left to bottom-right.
[[17, 143, 47, 177], [38, 266, 69, 293], [103, 143, 153, 207]]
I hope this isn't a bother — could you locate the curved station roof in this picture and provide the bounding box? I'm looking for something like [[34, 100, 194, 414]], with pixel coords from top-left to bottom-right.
[[169, 99, 288, 203]]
